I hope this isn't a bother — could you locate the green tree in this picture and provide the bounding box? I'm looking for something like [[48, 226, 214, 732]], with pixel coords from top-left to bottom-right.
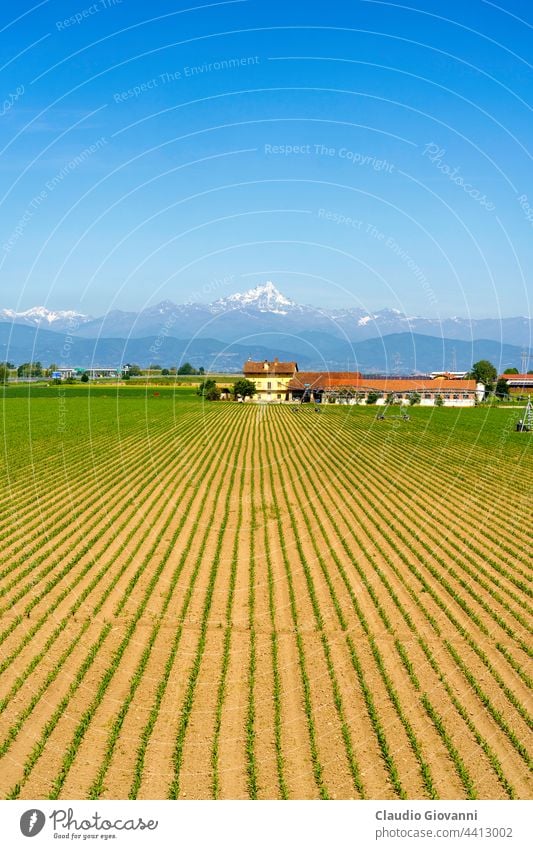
[[366, 391, 380, 405], [161, 368, 170, 376], [197, 378, 220, 400], [233, 378, 256, 399], [197, 378, 216, 396], [0, 364, 9, 384], [17, 361, 42, 378], [409, 392, 421, 406], [125, 363, 141, 376], [503, 367, 519, 374], [80, 372, 89, 383], [469, 360, 497, 393], [177, 362, 197, 375], [435, 394, 444, 407], [198, 366, 205, 375], [495, 378, 509, 398]]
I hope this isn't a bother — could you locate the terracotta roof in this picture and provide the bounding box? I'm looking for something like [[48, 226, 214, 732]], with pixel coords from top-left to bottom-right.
[[498, 374, 533, 383], [243, 359, 297, 375], [288, 372, 476, 392], [289, 371, 361, 389]]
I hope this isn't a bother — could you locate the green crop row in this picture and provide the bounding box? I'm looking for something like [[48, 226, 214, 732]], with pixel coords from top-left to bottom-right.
[[168, 417, 249, 799]]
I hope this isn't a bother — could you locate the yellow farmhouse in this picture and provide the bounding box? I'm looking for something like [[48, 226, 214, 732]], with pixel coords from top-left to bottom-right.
[[243, 358, 298, 401]]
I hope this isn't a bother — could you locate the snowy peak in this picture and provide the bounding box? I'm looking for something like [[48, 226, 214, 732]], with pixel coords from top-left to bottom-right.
[[0, 306, 91, 327], [212, 282, 297, 314]]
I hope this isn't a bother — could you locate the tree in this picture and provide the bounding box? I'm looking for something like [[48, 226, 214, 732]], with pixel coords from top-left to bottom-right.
[[503, 367, 519, 374], [161, 368, 170, 376], [17, 361, 42, 378], [198, 366, 205, 375], [80, 372, 89, 383], [197, 378, 216, 396], [149, 363, 161, 370], [495, 378, 509, 398], [409, 392, 421, 406], [197, 378, 219, 400], [0, 364, 9, 384], [366, 391, 380, 405], [232, 378, 256, 399], [177, 362, 197, 375], [469, 360, 497, 394], [435, 394, 444, 407]]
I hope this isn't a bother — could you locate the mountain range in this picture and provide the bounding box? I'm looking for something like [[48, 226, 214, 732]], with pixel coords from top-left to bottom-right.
[[1, 283, 531, 372]]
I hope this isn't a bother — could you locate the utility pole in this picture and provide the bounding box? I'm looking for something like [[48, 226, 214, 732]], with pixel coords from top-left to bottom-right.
[[450, 346, 457, 374]]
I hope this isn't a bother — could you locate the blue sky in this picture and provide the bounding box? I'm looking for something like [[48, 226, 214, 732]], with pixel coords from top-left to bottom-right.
[[1, 0, 532, 319]]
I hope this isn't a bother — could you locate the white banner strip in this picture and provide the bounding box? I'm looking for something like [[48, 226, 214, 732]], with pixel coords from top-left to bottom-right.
[[2, 799, 531, 848]]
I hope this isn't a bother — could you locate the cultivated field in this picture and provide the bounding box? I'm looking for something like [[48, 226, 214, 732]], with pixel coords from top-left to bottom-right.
[[0, 386, 531, 800]]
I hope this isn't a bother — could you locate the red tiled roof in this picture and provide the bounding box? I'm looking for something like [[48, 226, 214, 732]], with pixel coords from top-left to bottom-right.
[[289, 371, 361, 389], [243, 359, 297, 375], [288, 372, 476, 392], [498, 374, 533, 383]]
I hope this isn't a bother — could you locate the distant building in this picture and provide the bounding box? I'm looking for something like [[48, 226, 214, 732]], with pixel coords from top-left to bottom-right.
[[498, 374, 533, 395], [241, 360, 484, 405], [55, 366, 120, 380], [288, 372, 483, 406], [243, 358, 298, 401], [430, 371, 468, 379]]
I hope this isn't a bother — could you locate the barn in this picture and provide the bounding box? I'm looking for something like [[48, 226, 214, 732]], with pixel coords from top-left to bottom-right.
[[498, 374, 533, 396], [288, 372, 483, 406]]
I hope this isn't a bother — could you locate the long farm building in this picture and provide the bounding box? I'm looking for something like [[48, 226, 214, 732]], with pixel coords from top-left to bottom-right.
[[243, 359, 484, 405]]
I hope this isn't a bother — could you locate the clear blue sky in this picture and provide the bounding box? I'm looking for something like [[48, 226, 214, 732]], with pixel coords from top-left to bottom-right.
[[1, 0, 532, 319]]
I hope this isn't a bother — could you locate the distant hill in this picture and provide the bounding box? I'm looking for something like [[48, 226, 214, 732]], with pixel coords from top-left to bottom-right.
[[0, 323, 529, 374]]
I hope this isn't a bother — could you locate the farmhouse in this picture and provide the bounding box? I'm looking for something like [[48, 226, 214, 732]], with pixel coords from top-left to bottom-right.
[[243, 358, 298, 401], [288, 372, 483, 406], [240, 360, 484, 405]]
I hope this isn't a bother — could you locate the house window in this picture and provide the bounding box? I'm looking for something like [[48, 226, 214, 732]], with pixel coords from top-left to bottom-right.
[[277, 394, 281, 399], [267, 381, 272, 390], [424, 393, 431, 399]]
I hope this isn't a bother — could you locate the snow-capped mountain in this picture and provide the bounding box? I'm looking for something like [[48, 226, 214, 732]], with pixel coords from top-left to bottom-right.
[[2, 283, 531, 348], [211, 281, 298, 314], [0, 306, 92, 330]]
